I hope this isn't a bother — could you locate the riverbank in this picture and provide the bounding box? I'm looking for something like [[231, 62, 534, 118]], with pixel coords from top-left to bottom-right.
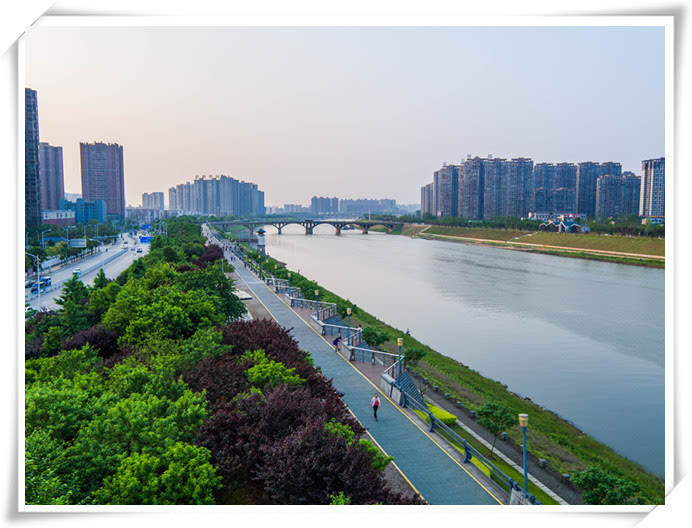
[[388, 224, 665, 268], [229, 232, 664, 505]]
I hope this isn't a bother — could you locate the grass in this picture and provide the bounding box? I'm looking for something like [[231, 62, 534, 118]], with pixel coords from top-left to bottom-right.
[[423, 226, 532, 241], [235, 245, 665, 505], [520, 232, 665, 256], [524, 248, 665, 268], [412, 410, 558, 505]]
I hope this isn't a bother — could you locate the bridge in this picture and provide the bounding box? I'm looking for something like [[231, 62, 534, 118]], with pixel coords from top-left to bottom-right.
[[209, 218, 404, 236]]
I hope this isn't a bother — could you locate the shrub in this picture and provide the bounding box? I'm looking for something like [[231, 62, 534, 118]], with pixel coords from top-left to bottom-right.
[[62, 324, 120, 360], [362, 327, 387, 348], [429, 405, 457, 426]]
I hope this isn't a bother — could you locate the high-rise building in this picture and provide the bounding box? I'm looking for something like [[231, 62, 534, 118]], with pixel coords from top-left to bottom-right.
[[339, 198, 398, 215], [576, 161, 621, 217], [459, 157, 484, 220], [310, 196, 339, 214], [432, 164, 459, 217], [640, 157, 665, 217], [25, 88, 42, 227], [420, 183, 434, 216], [595, 173, 641, 219], [38, 142, 64, 211], [80, 142, 125, 218], [482, 158, 508, 219], [59, 198, 107, 224], [168, 187, 177, 211], [508, 157, 534, 218], [142, 192, 164, 210]]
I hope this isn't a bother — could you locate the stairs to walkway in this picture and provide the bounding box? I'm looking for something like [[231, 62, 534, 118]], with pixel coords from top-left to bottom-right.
[[396, 370, 427, 409]]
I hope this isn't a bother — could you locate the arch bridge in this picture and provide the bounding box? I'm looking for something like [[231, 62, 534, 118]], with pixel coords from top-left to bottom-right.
[[209, 219, 404, 236]]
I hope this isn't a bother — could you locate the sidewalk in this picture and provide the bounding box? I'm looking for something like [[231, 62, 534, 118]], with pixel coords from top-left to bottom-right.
[[228, 252, 502, 506]]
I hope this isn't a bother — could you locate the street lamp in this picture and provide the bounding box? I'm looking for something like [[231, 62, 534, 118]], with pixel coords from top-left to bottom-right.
[[65, 225, 76, 263], [40, 229, 50, 250], [347, 307, 352, 345], [288, 272, 291, 294], [519, 414, 529, 492], [315, 289, 320, 320], [397, 338, 404, 378]]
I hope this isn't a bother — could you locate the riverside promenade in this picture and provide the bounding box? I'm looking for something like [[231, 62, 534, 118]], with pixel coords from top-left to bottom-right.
[[224, 249, 501, 506]]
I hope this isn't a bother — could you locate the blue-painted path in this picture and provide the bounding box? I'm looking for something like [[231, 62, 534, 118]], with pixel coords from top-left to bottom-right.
[[227, 251, 500, 505]]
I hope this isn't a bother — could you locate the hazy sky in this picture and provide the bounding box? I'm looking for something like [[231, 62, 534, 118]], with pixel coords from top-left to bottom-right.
[[25, 25, 665, 207]]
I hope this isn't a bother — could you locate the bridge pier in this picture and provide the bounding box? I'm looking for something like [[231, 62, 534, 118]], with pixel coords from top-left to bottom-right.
[[361, 227, 369, 234], [305, 226, 313, 235], [335, 226, 341, 236], [277, 226, 282, 235]]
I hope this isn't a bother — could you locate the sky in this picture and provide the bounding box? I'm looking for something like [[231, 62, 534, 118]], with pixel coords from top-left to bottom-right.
[[25, 25, 665, 207]]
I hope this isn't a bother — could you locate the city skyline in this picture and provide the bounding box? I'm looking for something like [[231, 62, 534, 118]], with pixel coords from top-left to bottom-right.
[[25, 25, 664, 206]]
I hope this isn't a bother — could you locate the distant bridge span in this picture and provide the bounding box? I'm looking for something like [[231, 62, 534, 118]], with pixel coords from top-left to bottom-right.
[[209, 219, 404, 235]]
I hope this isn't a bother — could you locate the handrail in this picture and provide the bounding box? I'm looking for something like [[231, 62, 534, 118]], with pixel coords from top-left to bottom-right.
[[349, 345, 399, 366], [399, 391, 541, 505]]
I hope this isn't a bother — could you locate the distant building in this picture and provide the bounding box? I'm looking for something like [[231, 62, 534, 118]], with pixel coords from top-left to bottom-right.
[[339, 198, 398, 216], [39, 142, 64, 211], [595, 173, 641, 218], [64, 192, 82, 202], [432, 164, 459, 217], [170, 175, 264, 216], [25, 88, 42, 227], [142, 191, 165, 210], [310, 196, 339, 214], [42, 209, 75, 226], [168, 187, 177, 211], [640, 157, 665, 218], [59, 198, 107, 224], [459, 156, 485, 220], [576, 161, 621, 218], [80, 142, 126, 218], [482, 157, 508, 219], [420, 183, 434, 217]]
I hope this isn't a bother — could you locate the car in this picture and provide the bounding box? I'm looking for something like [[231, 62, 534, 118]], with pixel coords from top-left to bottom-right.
[[136, 248, 143, 253], [25, 279, 35, 288], [73, 268, 81, 276], [30, 279, 50, 293], [124, 241, 129, 244]]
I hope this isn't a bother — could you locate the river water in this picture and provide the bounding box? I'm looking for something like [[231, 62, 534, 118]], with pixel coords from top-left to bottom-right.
[[262, 225, 665, 476]]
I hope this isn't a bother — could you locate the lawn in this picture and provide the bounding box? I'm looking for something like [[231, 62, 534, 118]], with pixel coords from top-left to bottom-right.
[[424, 226, 532, 242], [519, 232, 665, 256]]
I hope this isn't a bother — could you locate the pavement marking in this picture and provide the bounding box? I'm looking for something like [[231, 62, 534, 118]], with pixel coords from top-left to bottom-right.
[[230, 256, 502, 505]]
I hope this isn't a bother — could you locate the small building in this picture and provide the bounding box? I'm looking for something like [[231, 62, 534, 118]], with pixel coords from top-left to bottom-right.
[[256, 228, 266, 255], [538, 219, 591, 233], [42, 209, 75, 226]]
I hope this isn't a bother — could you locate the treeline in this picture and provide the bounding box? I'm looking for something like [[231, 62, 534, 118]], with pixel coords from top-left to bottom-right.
[[369, 213, 664, 237], [25, 217, 420, 505]]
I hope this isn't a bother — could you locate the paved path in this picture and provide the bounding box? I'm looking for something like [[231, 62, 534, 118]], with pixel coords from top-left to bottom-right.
[[226, 249, 501, 505]]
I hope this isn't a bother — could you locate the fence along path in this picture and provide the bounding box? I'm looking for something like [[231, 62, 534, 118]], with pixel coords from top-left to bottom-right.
[[225, 246, 501, 505]]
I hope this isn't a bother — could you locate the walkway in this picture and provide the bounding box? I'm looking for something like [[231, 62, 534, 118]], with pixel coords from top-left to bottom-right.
[[226, 250, 501, 505]]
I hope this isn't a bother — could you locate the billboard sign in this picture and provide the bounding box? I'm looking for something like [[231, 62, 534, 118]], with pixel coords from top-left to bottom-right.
[[70, 238, 87, 248], [142, 224, 151, 230], [139, 236, 153, 244]]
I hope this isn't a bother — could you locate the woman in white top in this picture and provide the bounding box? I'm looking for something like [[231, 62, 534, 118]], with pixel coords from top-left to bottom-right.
[[370, 394, 380, 421]]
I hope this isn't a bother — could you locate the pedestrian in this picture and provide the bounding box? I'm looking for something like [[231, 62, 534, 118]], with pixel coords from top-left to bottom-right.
[[406, 328, 410, 336], [333, 335, 342, 352], [370, 394, 380, 421]]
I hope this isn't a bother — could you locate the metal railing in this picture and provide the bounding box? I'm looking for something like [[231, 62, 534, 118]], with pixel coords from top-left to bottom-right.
[[350, 346, 400, 366], [400, 391, 541, 505], [317, 304, 338, 320]]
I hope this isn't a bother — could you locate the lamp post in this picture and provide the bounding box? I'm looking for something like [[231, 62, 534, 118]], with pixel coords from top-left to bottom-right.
[[315, 289, 320, 320], [274, 264, 277, 284], [40, 229, 50, 250], [288, 272, 291, 295], [347, 307, 352, 345], [65, 225, 76, 263], [397, 337, 404, 378], [519, 413, 529, 493]]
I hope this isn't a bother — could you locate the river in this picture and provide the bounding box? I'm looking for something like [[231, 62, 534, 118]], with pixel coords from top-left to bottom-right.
[[262, 225, 665, 476]]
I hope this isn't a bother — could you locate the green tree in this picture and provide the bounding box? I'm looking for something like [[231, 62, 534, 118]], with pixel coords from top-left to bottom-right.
[[92, 268, 110, 289], [329, 492, 351, 505], [404, 346, 426, 368], [55, 275, 90, 307], [25, 429, 73, 505], [476, 401, 516, 454], [573, 467, 641, 505], [93, 442, 221, 505], [362, 326, 387, 348], [89, 281, 122, 319], [243, 349, 304, 390], [42, 326, 63, 357]]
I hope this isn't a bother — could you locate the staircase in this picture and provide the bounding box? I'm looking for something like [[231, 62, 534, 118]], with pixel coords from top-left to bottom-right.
[[396, 370, 427, 409]]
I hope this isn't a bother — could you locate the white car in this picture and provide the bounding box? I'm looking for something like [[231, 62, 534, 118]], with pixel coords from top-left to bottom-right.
[[73, 268, 81, 276]]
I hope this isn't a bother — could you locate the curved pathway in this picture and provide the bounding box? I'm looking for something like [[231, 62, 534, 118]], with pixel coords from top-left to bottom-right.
[[225, 247, 501, 505]]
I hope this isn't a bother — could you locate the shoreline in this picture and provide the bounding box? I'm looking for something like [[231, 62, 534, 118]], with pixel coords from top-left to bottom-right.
[[381, 226, 665, 268]]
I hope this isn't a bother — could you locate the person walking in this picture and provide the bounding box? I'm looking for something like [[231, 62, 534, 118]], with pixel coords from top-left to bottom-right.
[[370, 394, 381, 421]]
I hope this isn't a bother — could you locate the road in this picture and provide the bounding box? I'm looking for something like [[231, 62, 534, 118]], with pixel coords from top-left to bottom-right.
[[25, 233, 149, 311]]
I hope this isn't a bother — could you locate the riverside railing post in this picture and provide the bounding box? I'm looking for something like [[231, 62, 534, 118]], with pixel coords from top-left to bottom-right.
[[519, 414, 529, 493], [315, 290, 320, 320], [397, 337, 403, 379]]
